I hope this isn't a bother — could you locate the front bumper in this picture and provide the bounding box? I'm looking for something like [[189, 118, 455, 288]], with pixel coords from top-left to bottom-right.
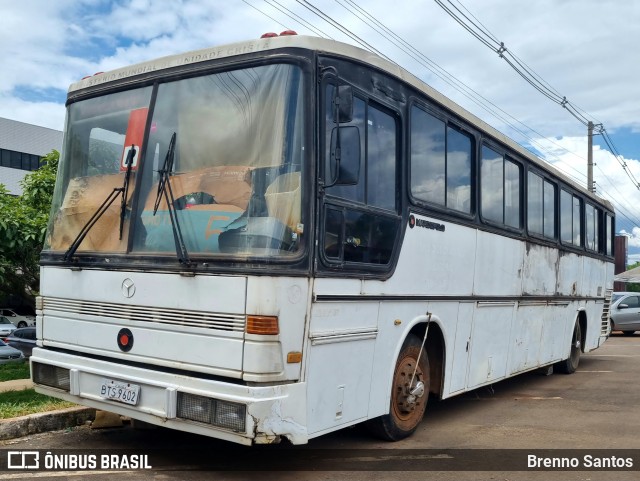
[[30, 348, 308, 445]]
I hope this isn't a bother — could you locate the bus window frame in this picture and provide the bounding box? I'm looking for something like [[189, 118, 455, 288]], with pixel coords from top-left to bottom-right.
[[318, 73, 403, 275], [479, 141, 524, 234], [407, 100, 476, 221], [526, 167, 559, 243], [43, 54, 317, 274], [559, 187, 585, 251], [584, 201, 601, 253]]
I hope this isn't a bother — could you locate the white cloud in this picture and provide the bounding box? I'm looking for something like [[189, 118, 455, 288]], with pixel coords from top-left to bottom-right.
[[2, 0, 640, 170], [619, 229, 640, 249], [1, 6, 637, 151], [0, 95, 66, 131]]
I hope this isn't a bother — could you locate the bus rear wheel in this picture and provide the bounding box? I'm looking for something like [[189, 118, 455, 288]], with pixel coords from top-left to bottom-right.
[[367, 334, 429, 441], [556, 320, 581, 374]]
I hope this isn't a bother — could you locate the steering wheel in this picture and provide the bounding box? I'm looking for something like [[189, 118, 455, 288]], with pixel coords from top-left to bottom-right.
[[173, 191, 216, 210]]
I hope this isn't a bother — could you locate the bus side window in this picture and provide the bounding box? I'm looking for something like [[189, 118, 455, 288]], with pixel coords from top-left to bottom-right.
[[480, 146, 522, 229], [560, 189, 583, 247], [324, 207, 343, 259], [605, 213, 614, 255], [410, 106, 472, 214], [342, 211, 396, 265], [585, 203, 599, 251], [528, 173, 556, 239]]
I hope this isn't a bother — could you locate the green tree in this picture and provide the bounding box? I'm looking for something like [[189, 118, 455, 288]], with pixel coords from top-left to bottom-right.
[[0, 150, 59, 305], [623, 261, 640, 292]]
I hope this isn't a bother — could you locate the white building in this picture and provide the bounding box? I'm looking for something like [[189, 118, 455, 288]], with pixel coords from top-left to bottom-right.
[[0, 117, 63, 195]]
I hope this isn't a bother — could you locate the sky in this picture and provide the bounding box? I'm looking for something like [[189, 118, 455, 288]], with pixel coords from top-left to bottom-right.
[[3, 0, 640, 261]]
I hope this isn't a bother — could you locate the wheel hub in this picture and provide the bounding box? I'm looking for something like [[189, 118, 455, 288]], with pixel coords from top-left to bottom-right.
[[394, 358, 425, 415]]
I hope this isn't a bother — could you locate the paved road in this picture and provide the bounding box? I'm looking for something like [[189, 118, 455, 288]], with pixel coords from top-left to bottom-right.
[[1, 334, 639, 481]]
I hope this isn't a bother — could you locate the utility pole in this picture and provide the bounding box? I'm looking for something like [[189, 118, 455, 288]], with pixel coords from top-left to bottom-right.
[[587, 121, 595, 193]]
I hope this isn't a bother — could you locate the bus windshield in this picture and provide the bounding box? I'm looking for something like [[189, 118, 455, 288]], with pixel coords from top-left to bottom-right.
[[45, 63, 305, 260]]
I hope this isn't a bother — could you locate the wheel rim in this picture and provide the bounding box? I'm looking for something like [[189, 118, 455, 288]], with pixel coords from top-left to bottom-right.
[[391, 353, 427, 430], [569, 323, 581, 367]]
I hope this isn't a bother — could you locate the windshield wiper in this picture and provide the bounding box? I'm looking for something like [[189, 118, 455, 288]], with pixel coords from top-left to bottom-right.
[[119, 146, 136, 239], [152, 132, 192, 266], [64, 146, 137, 262]]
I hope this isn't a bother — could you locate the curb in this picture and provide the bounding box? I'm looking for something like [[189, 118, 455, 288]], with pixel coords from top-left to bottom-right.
[[0, 407, 96, 441]]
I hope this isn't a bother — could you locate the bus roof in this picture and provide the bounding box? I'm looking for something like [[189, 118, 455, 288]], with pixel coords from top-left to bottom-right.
[[70, 34, 612, 210]]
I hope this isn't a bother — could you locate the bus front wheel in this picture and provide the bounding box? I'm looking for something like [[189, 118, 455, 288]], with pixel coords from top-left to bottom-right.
[[367, 334, 430, 441], [556, 320, 581, 374]]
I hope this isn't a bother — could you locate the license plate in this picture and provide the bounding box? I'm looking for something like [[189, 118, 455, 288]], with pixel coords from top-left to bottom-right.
[[99, 379, 140, 405]]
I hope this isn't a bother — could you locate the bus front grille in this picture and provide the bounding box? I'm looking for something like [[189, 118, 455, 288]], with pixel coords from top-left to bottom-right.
[[42, 297, 245, 332]]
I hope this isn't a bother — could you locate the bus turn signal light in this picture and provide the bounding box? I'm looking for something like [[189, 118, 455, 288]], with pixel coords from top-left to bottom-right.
[[246, 315, 279, 335], [287, 352, 302, 363]]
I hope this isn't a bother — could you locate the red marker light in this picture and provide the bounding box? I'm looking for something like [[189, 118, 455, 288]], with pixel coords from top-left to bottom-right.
[[117, 328, 134, 352], [279, 30, 297, 36], [261, 32, 278, 38]]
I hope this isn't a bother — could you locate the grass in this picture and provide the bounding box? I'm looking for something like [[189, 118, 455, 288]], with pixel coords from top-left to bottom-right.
[[0, 389, 75, 419], [0, 363, 76, 418], [0, 362, 30, 382]]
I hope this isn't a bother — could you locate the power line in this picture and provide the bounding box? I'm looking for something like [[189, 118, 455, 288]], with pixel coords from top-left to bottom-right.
[[296, 0, 599, 190], [332, 0, 589, 184], [240, 0, 290, 31], [600, 127, 640, 190], [433, 0, 640, 198], [595, 165, 640, 227], [434, 0, 593, 124], [262, 0, 333, 39], [294, 0, 392, 61]]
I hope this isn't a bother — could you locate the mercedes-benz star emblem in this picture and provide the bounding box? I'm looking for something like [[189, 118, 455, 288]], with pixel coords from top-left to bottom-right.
[[121, 278, 136, 298]]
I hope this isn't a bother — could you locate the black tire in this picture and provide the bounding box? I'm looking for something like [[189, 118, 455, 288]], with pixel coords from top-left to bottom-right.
[[556, 321, 581, 374], [538, 365, 554, 376], [367, 334, 430, 441], [622, 330, 636, 336], [17, 321, 27, 328]]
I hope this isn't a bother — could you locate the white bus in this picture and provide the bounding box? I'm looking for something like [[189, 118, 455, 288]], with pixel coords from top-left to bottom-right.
[[33, 33, 614, 445]]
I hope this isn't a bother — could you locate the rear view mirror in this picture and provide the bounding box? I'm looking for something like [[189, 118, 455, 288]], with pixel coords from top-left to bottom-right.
[[329, 125, 360, 185]]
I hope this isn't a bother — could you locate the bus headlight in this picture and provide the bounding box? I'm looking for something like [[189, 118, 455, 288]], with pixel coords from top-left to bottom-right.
[[177, 392, 246, 432], [214, 400, 246, 431]]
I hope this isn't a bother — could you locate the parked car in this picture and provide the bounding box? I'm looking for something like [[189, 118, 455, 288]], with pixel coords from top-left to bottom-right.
[[5, 327, 36, 358], [0, 316, 17, 338], [610, 292, 640, 335], [0, 308, 35, 328], [0, 339, 25, 364]]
